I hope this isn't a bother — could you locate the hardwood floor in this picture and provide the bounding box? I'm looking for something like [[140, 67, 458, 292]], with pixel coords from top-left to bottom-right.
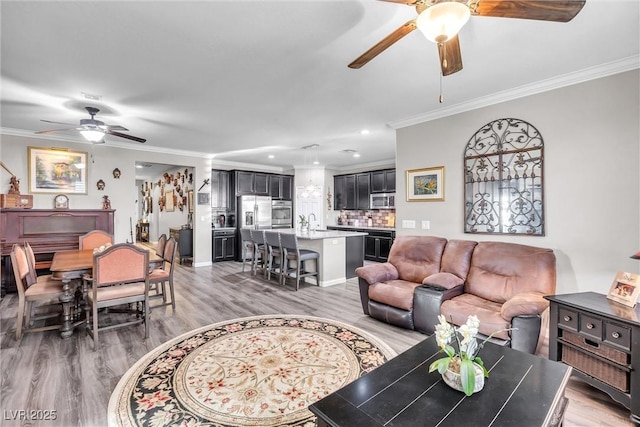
[[0, 261, 633, 426]]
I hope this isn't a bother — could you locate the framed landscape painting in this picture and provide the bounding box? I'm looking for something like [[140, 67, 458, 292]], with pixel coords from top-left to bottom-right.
[[28, 147, 88, 194], [406, 166, 444, 201]]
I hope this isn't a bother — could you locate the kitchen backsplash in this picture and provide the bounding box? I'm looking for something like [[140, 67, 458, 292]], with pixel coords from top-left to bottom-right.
[[337, 210, 395, 228]]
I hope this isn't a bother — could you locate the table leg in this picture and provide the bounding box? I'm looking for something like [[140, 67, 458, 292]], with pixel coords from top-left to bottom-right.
[[59, 279, 75, 339]]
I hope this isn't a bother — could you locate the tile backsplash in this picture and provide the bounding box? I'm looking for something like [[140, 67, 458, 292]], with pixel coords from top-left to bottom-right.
[[337, 210, 395, 228]]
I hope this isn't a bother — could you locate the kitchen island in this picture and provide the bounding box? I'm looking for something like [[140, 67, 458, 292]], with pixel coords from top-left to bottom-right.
[[278, 228, 368, 287]]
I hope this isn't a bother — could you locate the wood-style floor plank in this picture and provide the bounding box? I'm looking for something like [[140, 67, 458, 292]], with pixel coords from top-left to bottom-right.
[[0, 261, 633, 426]]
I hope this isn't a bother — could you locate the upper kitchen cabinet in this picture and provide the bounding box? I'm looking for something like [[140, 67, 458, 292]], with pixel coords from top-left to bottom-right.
[[356, 173, 370, 210], [269, 175, 293, 200], [334, 174, 357, 210], [234, 171, 269, 196], [370, 169, 396, 193], [211, 170, 230, 209]]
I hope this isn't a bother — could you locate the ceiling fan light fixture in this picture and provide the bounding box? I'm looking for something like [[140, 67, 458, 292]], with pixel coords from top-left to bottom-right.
[[416, 1, 470, 43], [79, 129, 106, 142]]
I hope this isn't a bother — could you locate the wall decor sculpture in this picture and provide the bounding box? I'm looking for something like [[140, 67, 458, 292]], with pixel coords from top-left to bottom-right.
[[464, 118, 545, 235]]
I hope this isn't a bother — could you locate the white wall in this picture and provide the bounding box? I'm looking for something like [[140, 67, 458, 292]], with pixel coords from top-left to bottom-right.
[[0, 134, 213, 266], [395, 70, 640, 294]]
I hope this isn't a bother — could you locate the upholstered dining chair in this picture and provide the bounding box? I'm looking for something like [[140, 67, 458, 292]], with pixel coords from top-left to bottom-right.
[[10, 244, 64, 340], [24, 241, 54, 285], [149, 233, 167, 272], [239, 229, 255, 273], [85, 243, 150, 350], [279, 233, 320, 291], [249, 229, 267, 277], [148, 237, 177, 310], [79, 230, 113, 250], [264, 231, 282, 283]]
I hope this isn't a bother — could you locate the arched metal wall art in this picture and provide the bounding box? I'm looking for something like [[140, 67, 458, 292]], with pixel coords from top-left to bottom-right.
[[464, 118, 545, 235]]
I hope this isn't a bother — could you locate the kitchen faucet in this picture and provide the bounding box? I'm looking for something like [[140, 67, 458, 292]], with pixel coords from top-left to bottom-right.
[[308, 213, 317, 231]]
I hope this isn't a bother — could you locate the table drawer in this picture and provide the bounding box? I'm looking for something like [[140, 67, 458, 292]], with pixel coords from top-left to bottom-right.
[[558, 307, 578, 331], [579, 313, 602, 340], [604, 322, 631, 351]]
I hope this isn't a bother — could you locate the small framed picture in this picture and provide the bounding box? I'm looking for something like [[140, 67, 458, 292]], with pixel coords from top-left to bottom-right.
[[406, 166, 445, 201], [607, 271, 640, 308], [197, 192, 210, 205]]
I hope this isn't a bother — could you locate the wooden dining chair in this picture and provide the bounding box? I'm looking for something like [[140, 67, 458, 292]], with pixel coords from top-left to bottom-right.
[[264, 231, 283, 283], [239, 229, 255, 273], [10, 244, 64, 340], [79, 230, 113, 250], [85, 243, 150, 350], [148, 237, 177, 310], [24, 241, 54, 285], [279, 233, 320, 291]]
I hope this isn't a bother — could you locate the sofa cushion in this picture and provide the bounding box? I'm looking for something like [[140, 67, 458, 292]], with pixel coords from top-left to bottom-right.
[[440, 293, 511, 340], [369, 280, 422, 311], [388, 236, 447, 283], [422, 272, 464, 289], [440, 240, 477, 280], [466, 242, 556, 304]]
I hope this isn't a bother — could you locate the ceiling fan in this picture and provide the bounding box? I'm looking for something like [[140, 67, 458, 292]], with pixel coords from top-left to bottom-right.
[[349, 0, 586, 76], [35, 106, 146, 143]]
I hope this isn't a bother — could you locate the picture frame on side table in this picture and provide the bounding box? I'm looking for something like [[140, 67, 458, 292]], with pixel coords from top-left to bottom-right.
[[607, 271, 640, 308], [28, 146, 88, 194], [406, 166, 444, 201]]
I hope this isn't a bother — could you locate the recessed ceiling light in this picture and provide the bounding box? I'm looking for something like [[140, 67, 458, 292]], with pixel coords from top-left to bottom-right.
[[353, 153, 361, 158], [360, 129, 370, 135], [313, 160, 320, 165], [268, 154, 275, 159]]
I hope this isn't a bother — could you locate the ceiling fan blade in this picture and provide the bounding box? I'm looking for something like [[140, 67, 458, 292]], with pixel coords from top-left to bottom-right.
[[348, 19, 416, 69], [106, 125, 129, 132], [41, 119, 77, 126], [35, 127, 78, 135], [474, 0, 586, 22], [438, 35, 463, 76], [107, 130, 146, 143]]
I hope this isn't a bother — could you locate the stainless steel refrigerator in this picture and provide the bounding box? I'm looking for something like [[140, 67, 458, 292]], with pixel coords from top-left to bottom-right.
[[239, 195, 272, 229]]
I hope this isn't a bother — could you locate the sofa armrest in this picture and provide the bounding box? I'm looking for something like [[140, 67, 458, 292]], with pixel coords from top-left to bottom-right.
[[501, 292, 550, 321], [355, 262, 399, 284]]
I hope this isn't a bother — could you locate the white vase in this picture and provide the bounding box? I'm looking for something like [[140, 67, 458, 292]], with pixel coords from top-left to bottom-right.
[[442, 360, 485, 395]]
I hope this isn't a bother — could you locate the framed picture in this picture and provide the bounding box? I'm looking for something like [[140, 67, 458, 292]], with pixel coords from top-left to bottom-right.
[[188, 190, 194, 213], [28, 146, 88, 194], [197, 192, 210, 205], [406, 166, 445, 201], [607, 271, 640, 308], [165, 189, 175, 212]]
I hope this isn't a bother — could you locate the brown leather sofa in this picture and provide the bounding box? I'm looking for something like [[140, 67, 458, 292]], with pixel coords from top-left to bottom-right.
[[355, 236, 556, 354]]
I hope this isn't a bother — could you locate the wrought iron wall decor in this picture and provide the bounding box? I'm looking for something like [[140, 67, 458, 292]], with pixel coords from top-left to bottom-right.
[[464, 118, 544, 235]]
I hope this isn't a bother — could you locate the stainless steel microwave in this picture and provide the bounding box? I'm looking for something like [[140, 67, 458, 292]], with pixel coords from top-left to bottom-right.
[[370, 193, 395, 209]]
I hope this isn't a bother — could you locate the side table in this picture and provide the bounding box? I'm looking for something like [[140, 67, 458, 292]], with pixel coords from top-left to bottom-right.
[[545, 292, 639, 424]]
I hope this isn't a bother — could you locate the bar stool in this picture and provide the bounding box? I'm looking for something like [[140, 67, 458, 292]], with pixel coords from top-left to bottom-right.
[[279, 233, 320, 291], [264, 231, 283, 283], [249, 229, 267, 277], [239, 229, 255, 273]]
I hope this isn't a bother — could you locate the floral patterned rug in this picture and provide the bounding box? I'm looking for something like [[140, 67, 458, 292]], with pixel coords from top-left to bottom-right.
[[108, 315, 396, 427]]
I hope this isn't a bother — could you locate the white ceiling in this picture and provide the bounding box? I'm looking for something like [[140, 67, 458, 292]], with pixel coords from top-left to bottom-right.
[[1, 1, 638, 171]]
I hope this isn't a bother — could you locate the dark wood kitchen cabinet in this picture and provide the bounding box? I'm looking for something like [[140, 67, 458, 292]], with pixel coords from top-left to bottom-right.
[[334, 174, 357, 210], [356, 173, 370, 210], [235, 171, 268, 196], [211, 169, 230, 208], [364, 229, 395, 262], [371, 169, 396, 193], [269, 175, 293, 200], [212, 229, 236, 262]]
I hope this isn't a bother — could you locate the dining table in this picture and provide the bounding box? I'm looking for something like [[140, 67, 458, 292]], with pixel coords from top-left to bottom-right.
[[49, 244, 162, 338]]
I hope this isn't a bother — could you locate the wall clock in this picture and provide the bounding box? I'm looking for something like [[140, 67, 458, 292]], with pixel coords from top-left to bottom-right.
[[54, 194, 69, 209]]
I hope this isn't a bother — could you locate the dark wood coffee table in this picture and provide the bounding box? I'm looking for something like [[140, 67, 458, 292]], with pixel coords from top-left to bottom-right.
[[309, 335, 571, 426]]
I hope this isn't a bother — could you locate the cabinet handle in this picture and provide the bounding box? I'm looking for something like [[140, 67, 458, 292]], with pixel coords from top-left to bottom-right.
[[611, 331, 620, 339], [586, 323, 594, 330], [563, 315, 571, 322]]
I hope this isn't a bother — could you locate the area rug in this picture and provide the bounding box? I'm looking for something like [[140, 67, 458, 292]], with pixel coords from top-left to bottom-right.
[[108, 315, 396, 427]]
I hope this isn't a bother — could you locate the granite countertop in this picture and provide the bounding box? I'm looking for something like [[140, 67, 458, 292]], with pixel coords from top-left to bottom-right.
[[278, 228, 369, 240], [211, 227, 236, 232], [327, 224, 396, 232]]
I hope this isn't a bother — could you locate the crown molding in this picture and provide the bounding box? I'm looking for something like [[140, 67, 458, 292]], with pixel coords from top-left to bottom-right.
[[388, 56, 640, 130]]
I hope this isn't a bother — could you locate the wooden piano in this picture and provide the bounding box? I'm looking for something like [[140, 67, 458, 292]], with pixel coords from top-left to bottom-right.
[[0, 209, 115, 295]]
